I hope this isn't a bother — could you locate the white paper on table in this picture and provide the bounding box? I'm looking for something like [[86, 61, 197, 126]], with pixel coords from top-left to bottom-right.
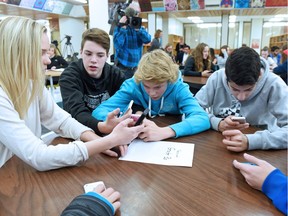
[[119, 139, 195, 167]]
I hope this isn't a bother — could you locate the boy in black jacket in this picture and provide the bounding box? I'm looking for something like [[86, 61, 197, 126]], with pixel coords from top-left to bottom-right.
[[59, 28, 127, 148]]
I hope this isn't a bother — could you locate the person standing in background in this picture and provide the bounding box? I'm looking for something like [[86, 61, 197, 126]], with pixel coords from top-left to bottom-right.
[[148, 29, 163, 52], [113, 6, 151, 79], [175, 36, 187, 56]]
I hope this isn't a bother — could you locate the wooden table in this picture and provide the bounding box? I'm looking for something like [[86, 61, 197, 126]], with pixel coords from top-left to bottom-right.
[[0, 116, 286, 216], [183, 76, 208, 94], [45, 69, 63, 99]]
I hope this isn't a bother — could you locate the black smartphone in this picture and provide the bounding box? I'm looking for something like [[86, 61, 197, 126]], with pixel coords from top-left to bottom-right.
[[134, 108, 150, 126]]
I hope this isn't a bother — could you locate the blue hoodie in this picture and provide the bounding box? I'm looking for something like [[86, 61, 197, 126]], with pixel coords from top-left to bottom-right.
[[92, 72, 210, 138], [262, 169, 287, 215]]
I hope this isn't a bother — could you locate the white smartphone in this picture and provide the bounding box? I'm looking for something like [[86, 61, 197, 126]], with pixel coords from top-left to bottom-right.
[[83, 181, 106, 193], [231, 116, 246, 124], [119, 100, 134, 117]]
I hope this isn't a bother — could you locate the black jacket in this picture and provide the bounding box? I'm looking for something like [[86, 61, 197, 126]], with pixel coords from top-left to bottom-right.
[[183, 56, 218, 76], [59, 59, 125, 135], [47, 55, 68, 69]]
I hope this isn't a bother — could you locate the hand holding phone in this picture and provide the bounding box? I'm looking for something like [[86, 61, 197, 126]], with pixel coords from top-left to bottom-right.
[[231, 116, 246, 124], [134, 108, 150, 126]]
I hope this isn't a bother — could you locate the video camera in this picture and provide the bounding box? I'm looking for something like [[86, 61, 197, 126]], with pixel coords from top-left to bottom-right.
[[65, 35, 72, 44], [121, 7, 142, 29], [108, 0, 142, 34]]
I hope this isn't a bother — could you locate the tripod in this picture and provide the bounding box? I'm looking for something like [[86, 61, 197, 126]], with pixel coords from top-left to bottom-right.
[[62, 36, 75, 63]]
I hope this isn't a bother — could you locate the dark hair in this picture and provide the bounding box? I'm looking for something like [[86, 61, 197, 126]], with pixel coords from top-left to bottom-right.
[[209, 47, 215, 60], [225, 47, 261, 85], [270, 46, 280, 52], [219, 45, 229, 58], [81, 28, 110, 54]]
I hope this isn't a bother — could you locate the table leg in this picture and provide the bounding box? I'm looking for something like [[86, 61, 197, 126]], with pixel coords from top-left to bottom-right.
[[49, 76, 54, 99]]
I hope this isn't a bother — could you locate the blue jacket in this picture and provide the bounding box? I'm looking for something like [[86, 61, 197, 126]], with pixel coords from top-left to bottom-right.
[[113, 26, 151, 68], [262, 169, 287, 215], [92, 72, 210, 138]]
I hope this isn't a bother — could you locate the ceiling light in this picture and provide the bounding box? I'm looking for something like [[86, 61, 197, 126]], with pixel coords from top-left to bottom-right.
[[269, 17, 284, 22], [191, 19, 203, 23], [275, 14, 288, 18]]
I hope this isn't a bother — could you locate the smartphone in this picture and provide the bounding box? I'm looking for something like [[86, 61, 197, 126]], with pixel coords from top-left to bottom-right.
[[119, 100, 134, 117], [83, 181, 106, 193], [231, 116, 246, 124], [134, 108, 150, 126], [208, 70, 214, 73]]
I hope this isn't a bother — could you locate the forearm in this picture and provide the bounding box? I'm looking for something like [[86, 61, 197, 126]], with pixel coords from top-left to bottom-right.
[[80, 130, 100, 142], [61, 193, 114, 216], [161, 127, 176, 139], [262, 169, 287, 215], [85, 133, 116, 156], [246, 129, 288, 150]]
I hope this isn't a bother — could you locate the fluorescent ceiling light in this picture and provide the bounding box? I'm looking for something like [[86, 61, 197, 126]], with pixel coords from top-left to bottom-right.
[[263, 22, 288, 27], [72, 0, 87, 3], [187, 16, 203, 23], [275, 14, 288, 18], [269, 17, 284, 22], [197, 23, 218, 28], [192, 19, 203, 23], [229, 23, 235, 28], [229, 15, 236, 23]]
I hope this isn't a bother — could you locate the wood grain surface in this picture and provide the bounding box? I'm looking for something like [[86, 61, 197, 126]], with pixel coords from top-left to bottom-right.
[[0, 115, 286, 216]]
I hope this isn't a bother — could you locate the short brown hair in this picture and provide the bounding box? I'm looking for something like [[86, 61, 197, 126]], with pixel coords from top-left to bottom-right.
[[81, 28, 110, 54]]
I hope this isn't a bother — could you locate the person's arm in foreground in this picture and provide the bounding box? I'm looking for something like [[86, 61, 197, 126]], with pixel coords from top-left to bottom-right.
[[61, 184, 120, 216], [233, 153, 287, 215]]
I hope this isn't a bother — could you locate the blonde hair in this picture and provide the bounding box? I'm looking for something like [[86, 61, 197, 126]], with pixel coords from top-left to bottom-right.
[[134, 49, 178, 84], [0, 16, 45, 119]]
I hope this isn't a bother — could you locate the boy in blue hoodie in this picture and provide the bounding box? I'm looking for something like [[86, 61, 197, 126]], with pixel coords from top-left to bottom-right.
[[92, 49, 210, 141], [233, 153, 287, 215]]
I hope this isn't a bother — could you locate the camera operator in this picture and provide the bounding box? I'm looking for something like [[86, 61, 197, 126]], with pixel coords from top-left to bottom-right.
[[114, 6, 151, 79]]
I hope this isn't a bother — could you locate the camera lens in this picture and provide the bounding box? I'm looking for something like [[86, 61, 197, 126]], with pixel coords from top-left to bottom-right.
[[131, 19, 139, 26]]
